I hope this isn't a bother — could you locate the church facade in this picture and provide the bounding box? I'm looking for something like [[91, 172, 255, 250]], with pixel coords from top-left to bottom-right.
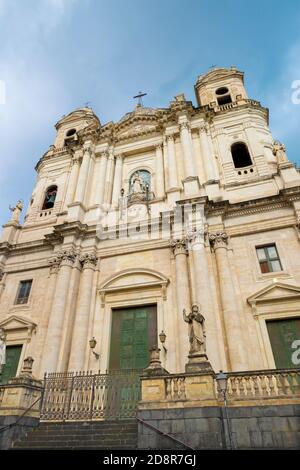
[[0, 66, 300, 387]]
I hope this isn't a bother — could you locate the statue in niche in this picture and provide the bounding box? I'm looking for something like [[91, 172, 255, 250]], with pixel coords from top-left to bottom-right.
[[9, 200, 23, 223], [132, 173, 144, 193], [183, 304, 206, 355], [129, 170, 151, 195], [272, 140, 288, 164]]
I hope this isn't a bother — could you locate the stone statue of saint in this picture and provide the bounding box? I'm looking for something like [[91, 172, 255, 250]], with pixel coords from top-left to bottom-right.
[[0, 329, 6, 368], [272, 141, 288, 164], [131, 173, 144, 193], [183, 304, 206, 355], [9, 200, 23, 223]]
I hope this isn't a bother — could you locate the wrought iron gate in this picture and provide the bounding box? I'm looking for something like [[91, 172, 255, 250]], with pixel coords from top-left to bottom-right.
[[40, 369, 141, 421]]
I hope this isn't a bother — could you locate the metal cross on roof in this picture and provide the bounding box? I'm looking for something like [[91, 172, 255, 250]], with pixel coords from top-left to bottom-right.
[[133, 91, 147, 107]]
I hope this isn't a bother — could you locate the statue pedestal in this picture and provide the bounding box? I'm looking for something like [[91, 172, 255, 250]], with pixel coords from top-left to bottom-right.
[[185, 352, 213, 373]]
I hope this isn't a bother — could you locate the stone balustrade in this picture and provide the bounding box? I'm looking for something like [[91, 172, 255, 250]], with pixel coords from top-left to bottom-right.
[[140, 368, 300, 409], [224, 368, 300, 401]]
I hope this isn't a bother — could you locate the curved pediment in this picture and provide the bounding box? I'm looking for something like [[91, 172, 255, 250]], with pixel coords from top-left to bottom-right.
[[100, 268, 169, 291], [99, 268, 169, 305]]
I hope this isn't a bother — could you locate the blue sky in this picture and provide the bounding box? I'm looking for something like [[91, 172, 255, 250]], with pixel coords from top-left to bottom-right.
[[0, 0, 300, 227]]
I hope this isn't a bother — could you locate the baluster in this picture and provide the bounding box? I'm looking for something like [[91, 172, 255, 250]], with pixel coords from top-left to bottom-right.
[[179, 377, 186, 400], [252, 376, 260, 396], [260, 375, 268, 396], [245, 376, 252, 397], [230, 377, 237, 398], [166, 378, 172, 399], [238, 377, 246, 397], [173, 378, 179, 400], [267, 374, 276, 396], [290, 372, 300, 395], [276, 373, 284, 396], [282, 373, 292, 395]]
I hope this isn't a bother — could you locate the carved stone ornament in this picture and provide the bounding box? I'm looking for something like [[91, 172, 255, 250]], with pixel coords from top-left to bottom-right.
[[209, 231, 229, 248], [170, 238, 187, 255], [186, 228, 206, 249], [50, 249, 77, 270], [79, 253, 98, 268]]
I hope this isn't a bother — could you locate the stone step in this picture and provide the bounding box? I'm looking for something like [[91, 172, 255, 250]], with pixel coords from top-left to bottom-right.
[[13, 420, 138, 450]]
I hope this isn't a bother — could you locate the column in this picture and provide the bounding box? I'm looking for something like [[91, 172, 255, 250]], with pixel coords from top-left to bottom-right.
[[98, 151, 109, 205], [65, 156, 80, 207], [171, 239, 191, 371], [187, 229, 222, 369], [166, 134, 178, 189], [199, 125, 217, 181], [68, 253, 97, 371], [179, 121, 196, 177], [155, 144, 165, 198], [40, 249, 77, 374], [111, 155, 123, 207], [74, 145, 92, 204], [209, 232, 248, 371], [103, 149, 115, 205]]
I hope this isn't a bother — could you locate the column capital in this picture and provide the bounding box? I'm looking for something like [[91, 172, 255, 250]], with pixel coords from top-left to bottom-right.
[[79, 252, 98, 269], [166, 133, 175, 142], [186, 228, 207, 249], [179, 121, 190, 132], [198, 123, 209, 134], [55, 248, 78, 268], [155, 142, 163, 150], [209, 231, 229, 249], [100, 150, 109, 159], [115, 154, 123, 161], [170, 238, 188, 256]]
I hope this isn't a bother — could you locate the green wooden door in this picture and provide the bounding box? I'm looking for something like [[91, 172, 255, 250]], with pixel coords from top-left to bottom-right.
[[0, 345, 22, 384], [109, 305, 157, 371], [267, 318, 300, 369]]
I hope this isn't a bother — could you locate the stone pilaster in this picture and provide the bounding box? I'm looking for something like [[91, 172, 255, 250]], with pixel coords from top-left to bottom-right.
[[111, 155, 123, 207], [40, 249, 77, 374], [74, 144, 92, 204], [65, 155, 80, 207], [166, 134, 178, 190], [199, 124, 218, 182], [97, 151, 109, 205], [68, 253, 98, 372], [104, 149, 115, 205], [209, 232, 248, 370], [186, 229, 222, 369], [179, 121, 196, 178], [171, 238, 191, 371], [155, 144, 165, 198]]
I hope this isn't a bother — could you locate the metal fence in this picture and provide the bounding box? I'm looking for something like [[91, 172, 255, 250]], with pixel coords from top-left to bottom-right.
[[40, 369, 141, 422]]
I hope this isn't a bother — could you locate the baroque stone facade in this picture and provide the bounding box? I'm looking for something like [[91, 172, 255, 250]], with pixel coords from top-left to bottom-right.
[[1, 66, 300, 382]]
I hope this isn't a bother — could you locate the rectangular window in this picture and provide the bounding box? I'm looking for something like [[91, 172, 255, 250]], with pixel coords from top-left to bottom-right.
[[15, 280, 32, 305], [256, 244, 282, 274], [266, 318, 300, 369]]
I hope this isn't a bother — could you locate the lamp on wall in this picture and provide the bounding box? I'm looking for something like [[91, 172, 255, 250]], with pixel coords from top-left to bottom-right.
[[216, 370, 233, 449], [159, 330, 167, 352], [89, 337, 100, 359]]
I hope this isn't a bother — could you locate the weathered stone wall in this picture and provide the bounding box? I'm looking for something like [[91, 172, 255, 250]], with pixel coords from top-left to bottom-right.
[[137, 404, 300, 449]]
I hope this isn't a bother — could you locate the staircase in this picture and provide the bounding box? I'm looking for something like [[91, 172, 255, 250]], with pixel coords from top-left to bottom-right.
[[13, 420, 138, 450]]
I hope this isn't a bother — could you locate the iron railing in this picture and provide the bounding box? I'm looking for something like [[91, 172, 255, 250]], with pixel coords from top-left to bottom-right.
[[40, 369, 141, 422]]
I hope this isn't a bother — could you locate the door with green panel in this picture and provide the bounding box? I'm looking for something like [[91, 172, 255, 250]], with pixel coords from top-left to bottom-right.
[[109, 305, 157, 371], [267, 318, 300, 369], [108, 306, 157, 418], [0, 345, 22, 384]]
